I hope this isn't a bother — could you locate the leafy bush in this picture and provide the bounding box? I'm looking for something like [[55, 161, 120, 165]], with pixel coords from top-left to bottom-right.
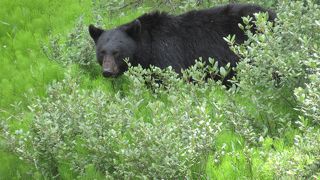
[[266, 127, 320, 178], [294, 31, 320, 124], [217, 1, 320, 178], [4, 66, 223, 178], [295, 73, 320, 125], [42, 17, 98, 69], [221, 0, 320, 141]]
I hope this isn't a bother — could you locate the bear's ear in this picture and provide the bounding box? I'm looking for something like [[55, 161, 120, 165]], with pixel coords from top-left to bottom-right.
[[88, 24, 104, 42], [124, 20, 141, 38]]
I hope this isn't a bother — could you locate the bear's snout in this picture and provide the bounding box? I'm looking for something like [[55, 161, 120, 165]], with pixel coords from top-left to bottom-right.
[[102, 70, 116, 77], [102, 68, 119, 77], [102, 55, 119, 77]]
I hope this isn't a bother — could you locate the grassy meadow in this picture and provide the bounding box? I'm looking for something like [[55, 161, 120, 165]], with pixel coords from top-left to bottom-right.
[[1, 0, 319, 179]]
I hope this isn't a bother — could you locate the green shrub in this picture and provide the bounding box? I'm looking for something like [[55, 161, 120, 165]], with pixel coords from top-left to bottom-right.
[[4, 65, 223, 178], [217, 0, 320, 177], [295, 73, 320, 125], [294, 31, 320, 125], [266, 127, 320, 178], [42, 16, 100, 77], [221, 0, 320, 141]]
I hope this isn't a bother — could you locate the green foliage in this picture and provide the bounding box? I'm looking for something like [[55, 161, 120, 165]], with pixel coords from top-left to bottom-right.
[[295, 74, 320, 125], [221, 0, 320, 142], [42, 17, 95, 66], [218, 0, 320, 178], [294, 32, 320, 124], [1, 0, 320, 179], [266, 127, 320, 178], [0, 150, 37, 179], [0, 0, 94, 178], [42, 16, 100, 77], [4, 68, 222, 178], [0, 0, 93, 113]]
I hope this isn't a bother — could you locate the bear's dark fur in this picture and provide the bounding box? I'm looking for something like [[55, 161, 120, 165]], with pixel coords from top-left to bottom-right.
[[89, 4, 276, 80]]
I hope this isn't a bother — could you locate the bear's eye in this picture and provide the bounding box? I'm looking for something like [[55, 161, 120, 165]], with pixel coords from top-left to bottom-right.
[[112, 50, 119, 56], [100, 50, 106, 55]]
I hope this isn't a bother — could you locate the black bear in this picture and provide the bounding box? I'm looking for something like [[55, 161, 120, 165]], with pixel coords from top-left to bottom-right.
[[89, 3, 276, 80]]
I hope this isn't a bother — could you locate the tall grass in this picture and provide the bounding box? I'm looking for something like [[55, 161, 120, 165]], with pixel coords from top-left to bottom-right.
[[0, 0, 92, 178]]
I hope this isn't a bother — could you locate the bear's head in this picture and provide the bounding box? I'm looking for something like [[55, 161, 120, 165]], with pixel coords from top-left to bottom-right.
[[89, 20, 141, 78]]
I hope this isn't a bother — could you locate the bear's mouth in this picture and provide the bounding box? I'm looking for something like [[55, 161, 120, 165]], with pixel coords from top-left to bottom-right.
[[102, 71, 120, 78]]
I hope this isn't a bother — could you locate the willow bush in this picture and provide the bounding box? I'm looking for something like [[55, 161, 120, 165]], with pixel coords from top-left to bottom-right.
[[4, 64, 225, 178]]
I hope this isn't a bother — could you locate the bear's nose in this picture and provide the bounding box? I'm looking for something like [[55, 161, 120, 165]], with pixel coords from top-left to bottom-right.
[[102, 70, 114, 77]]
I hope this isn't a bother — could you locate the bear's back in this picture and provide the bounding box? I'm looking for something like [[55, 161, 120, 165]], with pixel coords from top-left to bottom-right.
[[134, 4, 275, 71]]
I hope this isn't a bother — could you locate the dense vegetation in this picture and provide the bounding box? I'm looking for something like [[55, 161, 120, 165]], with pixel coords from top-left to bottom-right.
[[1, 0, 319, 179]]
